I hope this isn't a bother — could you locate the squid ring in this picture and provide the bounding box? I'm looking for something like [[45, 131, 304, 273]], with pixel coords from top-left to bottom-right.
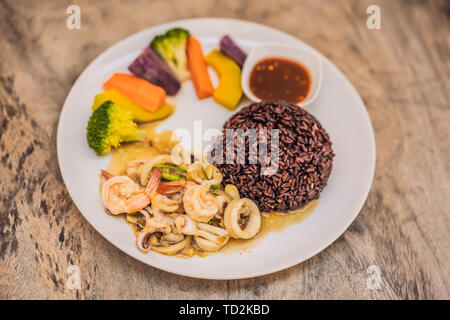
[[194, 223, 230, 252], [136, 226, 155, 253], [224, 198, 261, 239], [152, 236, 192, 255]]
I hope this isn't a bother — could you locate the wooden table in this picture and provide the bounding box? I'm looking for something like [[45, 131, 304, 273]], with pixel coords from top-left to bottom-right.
[[1, 0, 448, 299]]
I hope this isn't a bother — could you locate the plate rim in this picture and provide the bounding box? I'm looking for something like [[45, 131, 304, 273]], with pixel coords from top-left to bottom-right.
[[56, 17, 376, 280]]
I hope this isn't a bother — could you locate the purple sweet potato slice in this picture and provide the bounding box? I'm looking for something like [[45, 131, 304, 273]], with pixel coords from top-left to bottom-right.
[[219, 35, 247, 67], [128, 47, 181, 95]]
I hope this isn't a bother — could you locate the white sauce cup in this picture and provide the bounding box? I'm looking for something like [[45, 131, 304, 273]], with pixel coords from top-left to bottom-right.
[[241, 43, 323, 108]]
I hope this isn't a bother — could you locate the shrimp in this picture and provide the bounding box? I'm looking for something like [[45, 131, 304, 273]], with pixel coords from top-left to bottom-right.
[[158, 180, 219, 222], [183, 182, 219, 223], [101, 169, 114, 180], [101, 168, 162, 215]]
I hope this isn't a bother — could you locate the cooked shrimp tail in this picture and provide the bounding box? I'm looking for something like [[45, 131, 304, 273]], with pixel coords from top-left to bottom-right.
[[145, 167, 162, 196], [157, 184, 183, 195], [101, 169, 114, 180], [157, 180, 197, 195]]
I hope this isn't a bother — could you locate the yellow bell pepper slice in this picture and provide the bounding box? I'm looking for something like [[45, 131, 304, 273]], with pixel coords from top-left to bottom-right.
[[205, 50, 243, 110], [92, 90, 173, 123]]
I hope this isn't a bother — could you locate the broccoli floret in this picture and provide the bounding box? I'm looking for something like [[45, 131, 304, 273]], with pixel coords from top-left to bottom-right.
[[87, 101, 146, 155], [150, 28, 190, 82]]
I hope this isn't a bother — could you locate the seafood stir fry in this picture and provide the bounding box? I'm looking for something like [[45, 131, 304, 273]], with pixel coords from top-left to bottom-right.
[[100, 156, 261, 256]]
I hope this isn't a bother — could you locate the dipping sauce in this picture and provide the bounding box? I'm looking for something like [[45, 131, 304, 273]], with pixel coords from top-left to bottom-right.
[[249, 57, 311, 104]]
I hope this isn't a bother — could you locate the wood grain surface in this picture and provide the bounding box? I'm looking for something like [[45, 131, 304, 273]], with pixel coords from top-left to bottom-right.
[[0, 0, 449, 299]]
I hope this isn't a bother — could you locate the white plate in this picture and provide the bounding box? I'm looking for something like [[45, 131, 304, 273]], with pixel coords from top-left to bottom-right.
[[57, 18, 375, 280]]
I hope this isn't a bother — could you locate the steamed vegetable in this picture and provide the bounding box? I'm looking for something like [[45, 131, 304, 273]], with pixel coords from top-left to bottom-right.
[[220, 35, 247, 67], [205, 50, 243, 110], [153, 164, 186, 172], [187, 36, 214, 99], [103, 73, 165, 112], [150, 28, 190, 82], [161, 172, 185, 181], [128, 47, 181, 95], [87, 101, 146, 155], [92, 90, 173, 123], [154, 164, 186, 181]]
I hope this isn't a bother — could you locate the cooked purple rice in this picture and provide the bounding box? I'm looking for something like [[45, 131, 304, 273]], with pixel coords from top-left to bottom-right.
[[212, 101, 334, 211]]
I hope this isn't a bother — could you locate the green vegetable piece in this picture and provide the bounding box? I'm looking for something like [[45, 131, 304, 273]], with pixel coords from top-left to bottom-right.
[[150, 28, 190, 81], [210, 184, 220, 190], [87, 101, 146, 155], [153, 164, 186, 173], [161, 172, 186, 181]]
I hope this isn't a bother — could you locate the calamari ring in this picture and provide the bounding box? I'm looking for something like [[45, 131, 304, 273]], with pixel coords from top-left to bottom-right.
[[224, 198, 261, 239], [151, 236, 192, 255], [136, 226, 155, 253], [194, 223, 229, 252]]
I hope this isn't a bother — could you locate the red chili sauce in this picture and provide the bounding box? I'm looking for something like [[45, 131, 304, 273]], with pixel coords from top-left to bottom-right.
[[249, 58, 311, 104]]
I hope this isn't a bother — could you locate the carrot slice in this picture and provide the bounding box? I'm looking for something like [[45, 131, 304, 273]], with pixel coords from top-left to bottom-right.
[[187, 36, 214, 99], [103, 73, 165, 112]]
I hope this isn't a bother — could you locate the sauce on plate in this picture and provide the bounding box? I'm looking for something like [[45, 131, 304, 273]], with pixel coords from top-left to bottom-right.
[[222, 199, 319, 255], [250, 57, 311, 104]]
